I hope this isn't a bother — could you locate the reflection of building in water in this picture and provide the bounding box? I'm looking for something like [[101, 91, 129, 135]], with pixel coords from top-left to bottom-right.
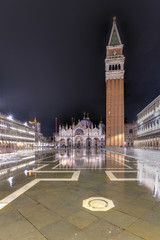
[[56, 148, 105, 169], [134, 95, 160, 149], [137, 160, 160, 199], [105, 152, 125, 171], [56, 115, 105, 148]]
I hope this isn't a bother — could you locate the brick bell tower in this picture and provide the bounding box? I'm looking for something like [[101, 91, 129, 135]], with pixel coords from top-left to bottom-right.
[[105, 17, 125, 146]]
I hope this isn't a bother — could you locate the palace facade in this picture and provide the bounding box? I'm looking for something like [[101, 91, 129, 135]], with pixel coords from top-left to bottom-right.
[[0, 114, 47, 150], [134, 95, 160, 149], [124, 123, 137, 147], [0, 113, 35, 150]]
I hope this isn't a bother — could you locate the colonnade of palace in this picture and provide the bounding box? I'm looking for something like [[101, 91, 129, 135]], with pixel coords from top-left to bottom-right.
[[134, 137, 160, 149], [137, 119, 160, 136]]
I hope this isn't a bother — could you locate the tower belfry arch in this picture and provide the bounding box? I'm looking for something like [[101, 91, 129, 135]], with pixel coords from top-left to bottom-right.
[[105, 17, 125, 146]]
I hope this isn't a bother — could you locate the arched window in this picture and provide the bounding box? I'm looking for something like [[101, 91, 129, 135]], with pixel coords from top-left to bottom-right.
[[75, 129, 84, 136], [112, 65, 114, 70], [118, 64, 121, 70], [115, 65, 117, 70], [129, 129, 133, 134], [109, 65, 111, 71]]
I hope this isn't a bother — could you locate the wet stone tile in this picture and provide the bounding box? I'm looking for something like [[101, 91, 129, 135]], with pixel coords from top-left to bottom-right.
[[129, 198, 156, 210], [113, 231, 144, 240], [115, 202, 149, 218], [0, 219, 36, 240], [64, 231, 94, 240], [52, 203, 80, 218], [41, 219, 80, 240], [83, 219, 122, 240], [0, 209, 24, 227], [103, 210, 137, 229], [17, 229, 47, 240], [152, 201, 160, 213], [141, 210, 160, 226], [24, 205, 62, 229], [67, 210, 98, 230], [127, 219, 160, 240]]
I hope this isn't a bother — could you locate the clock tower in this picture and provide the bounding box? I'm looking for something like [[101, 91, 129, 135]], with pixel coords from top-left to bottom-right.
[[105, 17, 125, 146]]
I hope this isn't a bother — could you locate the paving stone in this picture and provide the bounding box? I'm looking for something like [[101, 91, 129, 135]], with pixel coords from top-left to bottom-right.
[[113, 231, 144, 240], [17, 229, 47, 240], [0, 209, 24, 227], [127, 219, 160, 240], [115, 202, 149, 218], [129, 198, 155, 210], [52, 203, 80, 218], [67, 210, 98, 230], [83, 219, 122, 240], [64, 231, 94, 240], [141, 210, 160, 226], [103, 210, 137, 229], [41, 220, 80, 240], [0, 219, 36, 240], [152, 202, 160, 213], [25, 205, 61, 229]]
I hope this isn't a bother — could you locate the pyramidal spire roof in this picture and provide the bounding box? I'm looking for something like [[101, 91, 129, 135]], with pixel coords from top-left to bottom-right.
[[108, 17, 122, 46]]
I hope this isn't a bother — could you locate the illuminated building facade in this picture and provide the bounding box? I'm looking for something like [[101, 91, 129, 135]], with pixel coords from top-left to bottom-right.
[[0, 113, 35, 149], [134, 95, 160, 149], [29, 118, 43, 146], [105, 17, 125, 146], [56, 116, 105, 148], [124, 123, 137, 147]]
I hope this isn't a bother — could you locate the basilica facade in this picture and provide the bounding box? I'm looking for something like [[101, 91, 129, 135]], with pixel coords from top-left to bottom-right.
[[56, 116, 105, 148]]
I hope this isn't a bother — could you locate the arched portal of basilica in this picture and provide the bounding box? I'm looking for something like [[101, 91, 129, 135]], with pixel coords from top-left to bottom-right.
[[56, 116, 105, 148]]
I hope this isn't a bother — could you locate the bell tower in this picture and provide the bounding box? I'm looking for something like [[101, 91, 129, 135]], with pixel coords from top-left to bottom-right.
[[105, 17, 125, 146]]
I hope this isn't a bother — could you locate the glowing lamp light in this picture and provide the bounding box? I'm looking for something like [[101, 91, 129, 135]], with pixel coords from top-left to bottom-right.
[[24, 122, 28, 126], [7, 115, 13, 120]]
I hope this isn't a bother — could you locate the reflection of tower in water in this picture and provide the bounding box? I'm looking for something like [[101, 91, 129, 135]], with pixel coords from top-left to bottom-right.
[[105, 152, 125, 177]]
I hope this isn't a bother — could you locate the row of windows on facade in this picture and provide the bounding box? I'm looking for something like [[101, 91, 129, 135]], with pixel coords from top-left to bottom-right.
[[0, 122, 35, 135], [109, 64, 121, 71], [138, 120, 160, 134], [0, 130, 35, 138], [138, 105, 160, 122], [0, 120, 29, 130]]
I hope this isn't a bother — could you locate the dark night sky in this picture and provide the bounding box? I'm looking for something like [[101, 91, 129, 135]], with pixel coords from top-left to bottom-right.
[[0, 0, 160, 135]]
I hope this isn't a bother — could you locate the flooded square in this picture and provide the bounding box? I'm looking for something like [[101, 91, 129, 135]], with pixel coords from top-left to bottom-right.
[[0, 148, 160, 239]]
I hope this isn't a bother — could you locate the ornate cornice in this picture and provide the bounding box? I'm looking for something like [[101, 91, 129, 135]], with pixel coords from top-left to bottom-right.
[[105, 71, 125, 80], [105, 56, 125, 62]]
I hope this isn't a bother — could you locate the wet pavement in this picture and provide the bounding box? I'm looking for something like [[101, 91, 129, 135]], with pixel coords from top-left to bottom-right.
[[0, 148, 160, 239]]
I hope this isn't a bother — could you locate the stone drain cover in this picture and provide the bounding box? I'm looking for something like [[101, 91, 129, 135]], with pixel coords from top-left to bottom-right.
[[88, 199, 108, 209], [83, 197, 114, 211]]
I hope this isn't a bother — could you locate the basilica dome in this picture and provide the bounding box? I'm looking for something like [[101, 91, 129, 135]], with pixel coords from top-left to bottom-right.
[[80, 119, 92, 127]]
